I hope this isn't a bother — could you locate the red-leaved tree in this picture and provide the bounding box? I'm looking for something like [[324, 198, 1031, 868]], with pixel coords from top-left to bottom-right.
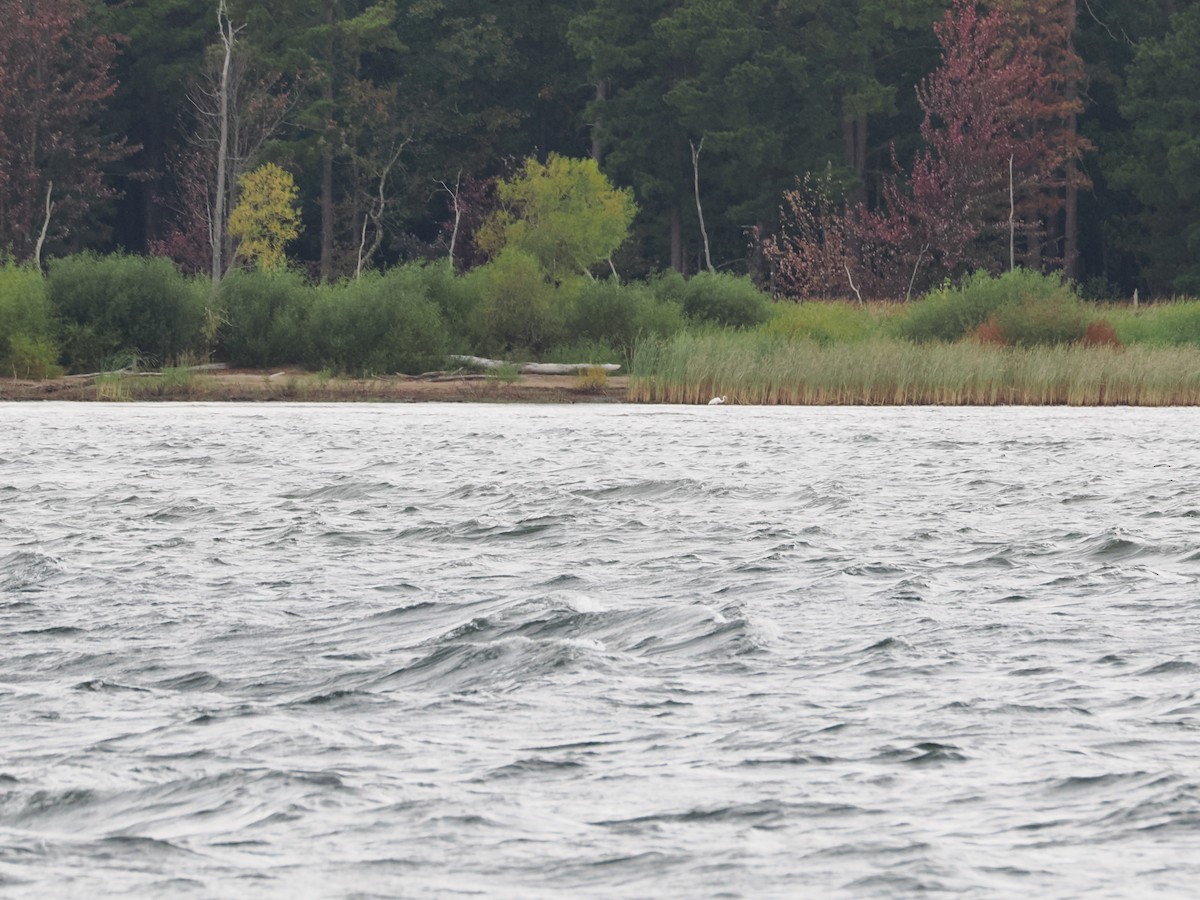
[[763, 0, 1082, 300], [0, 0, 133, 262], [879, 0, 1049, 281]]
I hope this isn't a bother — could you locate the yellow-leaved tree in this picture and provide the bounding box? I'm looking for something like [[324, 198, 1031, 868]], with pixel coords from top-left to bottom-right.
[[476, 154, 637, 282], [228, 163, 302, 272]]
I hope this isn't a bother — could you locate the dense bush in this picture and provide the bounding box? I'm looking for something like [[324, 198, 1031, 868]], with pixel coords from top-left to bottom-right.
[[763, 301, 874, 344], [308, 268, 450, 374], [219, 269, 314, 367], [0, 263, 59, 377], [468, 248, 563, 355], [409, 262, 481, 350], [6, 334, 61, 379], [48, 253, 205, 371], [655, 270, 772, 328], [995, 290, 1090, 347], [895, 268, 1074, 343], [565, 279, 686, 357]]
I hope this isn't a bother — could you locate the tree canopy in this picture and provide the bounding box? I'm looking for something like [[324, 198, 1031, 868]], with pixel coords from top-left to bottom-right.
[[0, 0, 1197, 297], [476, 154, 637, 281]]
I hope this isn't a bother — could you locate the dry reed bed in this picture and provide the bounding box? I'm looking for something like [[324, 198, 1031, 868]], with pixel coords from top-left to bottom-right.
[[628, 335, 1200, 405]]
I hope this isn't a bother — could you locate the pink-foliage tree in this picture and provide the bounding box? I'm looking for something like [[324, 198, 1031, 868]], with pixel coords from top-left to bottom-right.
[[765, 0, 1070, 299], [883, 0, 1047, 278], [0, 0, 133, 261]]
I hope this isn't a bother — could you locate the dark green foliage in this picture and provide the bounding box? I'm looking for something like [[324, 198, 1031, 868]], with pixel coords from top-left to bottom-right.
[[665, 271, 772, 328], [1109, 4, 1200, 294], [308, 268, 450, 375], [219, 270, 314, 368], [566, 279, 686, 355], [409, 263, 481, 351], [995, 293, 1090, 348], [47, 253, 205, 371], [467, 248, 564, 356], [895, 269, 1076, 343]]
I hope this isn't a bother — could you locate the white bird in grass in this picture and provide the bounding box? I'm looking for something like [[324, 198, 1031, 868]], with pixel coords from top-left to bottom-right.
[[708, 395, 727, 405]]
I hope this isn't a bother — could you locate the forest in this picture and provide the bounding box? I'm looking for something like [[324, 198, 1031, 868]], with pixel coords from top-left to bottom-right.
[[1, 0, 1197, 299]]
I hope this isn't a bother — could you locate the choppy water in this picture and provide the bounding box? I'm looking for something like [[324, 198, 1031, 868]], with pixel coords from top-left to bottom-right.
[[2, 403, 1200, 898]]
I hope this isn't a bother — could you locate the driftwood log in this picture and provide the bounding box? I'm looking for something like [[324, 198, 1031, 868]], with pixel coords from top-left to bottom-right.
[[64, 362, 229, 380], [448, 355, 620, 375]]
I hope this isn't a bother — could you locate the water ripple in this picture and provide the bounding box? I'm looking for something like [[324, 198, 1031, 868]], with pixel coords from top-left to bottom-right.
[[2, 403, 1200, 896]]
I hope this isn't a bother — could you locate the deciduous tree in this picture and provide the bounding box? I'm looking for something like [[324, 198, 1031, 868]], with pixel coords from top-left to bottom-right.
[[228, 162, 302, 271], [476, 154, 637, 282], [0, 0, 133, 261]]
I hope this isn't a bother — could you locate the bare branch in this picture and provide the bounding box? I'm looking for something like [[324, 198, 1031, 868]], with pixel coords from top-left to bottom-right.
[[691, 138, 715, 274], [844, 263, 863, 304], [437, 169, 463, 273], [34, 181, 53, 271]]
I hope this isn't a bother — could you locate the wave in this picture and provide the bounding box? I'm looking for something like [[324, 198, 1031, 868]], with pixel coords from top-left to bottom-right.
[[0, 550, 64, 592]]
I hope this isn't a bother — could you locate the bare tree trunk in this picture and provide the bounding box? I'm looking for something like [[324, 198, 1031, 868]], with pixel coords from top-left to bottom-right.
[[439, 170, 462, 272], [690, 139, 714, 274], [34, 181, 52, 271], [355, 142, 405, 278], [590, 81, 606, 165], [1009, 155, 1016, 272], [211, 0, 234, 290], [841, 114, 868, 203]]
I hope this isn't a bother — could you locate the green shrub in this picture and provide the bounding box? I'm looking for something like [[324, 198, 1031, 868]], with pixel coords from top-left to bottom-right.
[[995, 291, 1090, 347], [486, 362, 523, 383], [666, 271, 772, 328], [574, 365, 609, 392], [0, 263, 60, 376], [895, 268, 1075, 343], [309, 267, 450, 375], [469, 248, 563, 355], [48, 253, 205, 371], [409, 262, 480, 350], [219, 269, 314, 367], [763, 301, 875, 344], [6, 334, 62, 379], [565, 278, 686, 356], [648, 269, 688, 306], [0, 263, 53, 342], [1108, 301, 1200, 346], [542, 337, 623, 366]]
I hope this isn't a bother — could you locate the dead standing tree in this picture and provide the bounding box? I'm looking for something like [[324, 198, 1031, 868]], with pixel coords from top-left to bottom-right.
[[154, 1, 294, 282]]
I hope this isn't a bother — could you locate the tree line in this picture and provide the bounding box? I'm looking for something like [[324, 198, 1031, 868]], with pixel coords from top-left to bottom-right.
[[3, 0, 1197, 297]]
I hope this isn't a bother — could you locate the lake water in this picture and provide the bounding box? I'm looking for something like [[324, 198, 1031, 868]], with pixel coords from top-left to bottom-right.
[[2, 403, 1199, 898]]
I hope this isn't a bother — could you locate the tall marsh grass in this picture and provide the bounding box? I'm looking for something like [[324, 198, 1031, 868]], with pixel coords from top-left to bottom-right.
[[630, 332, 1200, 406]]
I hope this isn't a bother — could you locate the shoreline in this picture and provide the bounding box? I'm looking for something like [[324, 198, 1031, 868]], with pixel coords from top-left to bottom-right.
[[0, 370, 630, 403]]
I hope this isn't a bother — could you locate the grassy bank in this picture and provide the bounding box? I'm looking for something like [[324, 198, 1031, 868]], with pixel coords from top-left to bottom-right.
[[630, 333, 1200, 405]]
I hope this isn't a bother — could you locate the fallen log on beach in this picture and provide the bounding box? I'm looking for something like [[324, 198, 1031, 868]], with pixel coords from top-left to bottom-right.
[[448, 355, 620, 375]]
